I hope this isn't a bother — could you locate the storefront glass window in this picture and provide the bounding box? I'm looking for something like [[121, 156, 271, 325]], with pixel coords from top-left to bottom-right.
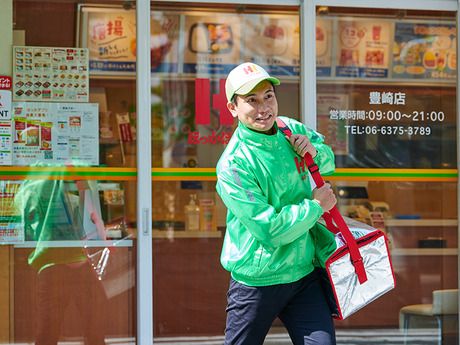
[[317, 6, 458, 343]]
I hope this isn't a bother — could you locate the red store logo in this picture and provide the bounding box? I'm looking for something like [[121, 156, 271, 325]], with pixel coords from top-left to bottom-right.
[[190, 78, 233, 145]]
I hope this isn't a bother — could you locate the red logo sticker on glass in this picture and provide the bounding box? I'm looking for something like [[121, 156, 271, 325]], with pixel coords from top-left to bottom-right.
[[0, 76, 12, 90]]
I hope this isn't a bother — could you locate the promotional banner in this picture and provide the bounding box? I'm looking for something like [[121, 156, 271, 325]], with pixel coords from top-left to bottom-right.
[[13, 46, 89, 102], [392, 21, 456, 80], [241, 14, 300, 76], [0, 181, 24, 245], [12, 102, 99, 165], [183, 13, 241, 75], [336, 19, 391, 78], [81, 9, 180, 74]]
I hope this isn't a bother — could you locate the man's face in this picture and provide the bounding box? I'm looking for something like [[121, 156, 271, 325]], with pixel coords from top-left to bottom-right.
[[227, 80, 278, 133]]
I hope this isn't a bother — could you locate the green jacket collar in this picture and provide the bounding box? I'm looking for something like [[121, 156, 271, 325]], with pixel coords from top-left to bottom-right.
[[236, 119, 282, 149]]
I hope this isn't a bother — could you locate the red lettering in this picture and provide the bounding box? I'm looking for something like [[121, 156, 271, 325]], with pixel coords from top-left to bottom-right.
[[195, 78, 234, 127], [188, 131, 200, 144], [212, 79, 233, 126], [187, 131, 232, 145], [295, 157, 305, 174]]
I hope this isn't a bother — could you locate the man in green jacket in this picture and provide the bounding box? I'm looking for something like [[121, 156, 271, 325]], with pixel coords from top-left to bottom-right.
[[216, 62, 338, 345]]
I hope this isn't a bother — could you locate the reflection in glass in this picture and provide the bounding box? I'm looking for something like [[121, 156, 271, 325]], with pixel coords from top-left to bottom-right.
[[13, 164, 134, 344]]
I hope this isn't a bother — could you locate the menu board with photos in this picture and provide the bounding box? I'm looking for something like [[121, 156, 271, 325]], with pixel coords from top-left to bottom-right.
[[13, 46, 89, 102], [12, 102, 99, 166]]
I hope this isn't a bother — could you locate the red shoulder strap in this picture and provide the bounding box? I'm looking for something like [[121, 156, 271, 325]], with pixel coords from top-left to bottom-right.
[[276, 118, 367, 284]]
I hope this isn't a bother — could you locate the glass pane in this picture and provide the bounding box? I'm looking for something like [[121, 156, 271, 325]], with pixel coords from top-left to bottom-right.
[[317, 6, 458, 343], [150, 3, 301, 341], [150, 4, 301, 169], [3, 1, 138, 344]]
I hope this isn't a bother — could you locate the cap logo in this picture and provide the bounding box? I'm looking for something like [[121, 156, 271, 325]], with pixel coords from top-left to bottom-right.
[[242, 64, 259, 75]]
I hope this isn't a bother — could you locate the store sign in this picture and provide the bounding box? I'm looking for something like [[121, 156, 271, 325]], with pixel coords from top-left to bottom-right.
[[0, 76, 12, 90], [191, 78, 233, 145], [329, 91, 440, 137]]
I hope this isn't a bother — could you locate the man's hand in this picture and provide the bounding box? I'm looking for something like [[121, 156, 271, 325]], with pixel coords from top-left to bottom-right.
[[289, 134, 317, 158], [312, 183, 337, 212]]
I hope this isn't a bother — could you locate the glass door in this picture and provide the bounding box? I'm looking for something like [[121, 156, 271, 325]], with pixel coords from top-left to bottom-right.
[[1, 1, 145, 344], [310, 0, 458, 343], [149, 1, 302, 342]]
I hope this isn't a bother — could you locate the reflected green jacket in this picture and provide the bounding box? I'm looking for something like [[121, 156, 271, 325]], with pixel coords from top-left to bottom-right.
[[216, 116, 337, 286], [14, 176, 87, 272]]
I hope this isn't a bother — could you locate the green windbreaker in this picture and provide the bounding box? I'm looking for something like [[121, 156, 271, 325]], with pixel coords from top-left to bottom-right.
[[216, 116, 337, 286]]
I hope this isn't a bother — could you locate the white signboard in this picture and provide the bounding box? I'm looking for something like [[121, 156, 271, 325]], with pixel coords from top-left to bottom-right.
[[12, 102, 99, 165]]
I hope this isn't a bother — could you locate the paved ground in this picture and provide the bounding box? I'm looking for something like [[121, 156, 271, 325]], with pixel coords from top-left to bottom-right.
[[151, 328, 442, 345]]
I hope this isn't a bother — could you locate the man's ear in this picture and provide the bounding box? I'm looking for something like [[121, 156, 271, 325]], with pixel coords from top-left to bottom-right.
[[227, 101, 238, 118]]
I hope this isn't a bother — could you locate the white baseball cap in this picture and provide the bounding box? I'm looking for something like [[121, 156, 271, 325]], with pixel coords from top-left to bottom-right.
[[225, 62, 280, 102]]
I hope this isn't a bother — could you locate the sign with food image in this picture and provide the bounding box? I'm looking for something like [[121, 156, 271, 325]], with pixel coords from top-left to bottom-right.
[[183, 13, 241, 75], [336, 19, 391, 78], [392, 21, 456, 80], [79, 8, 180, 74], [13, 46, 89, 102], [241, 14, 300, 76], [12, 102, 99, 166], [316, 18, 333, 77]]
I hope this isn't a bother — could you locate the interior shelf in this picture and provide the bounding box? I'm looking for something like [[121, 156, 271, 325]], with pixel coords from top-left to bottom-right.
[[386, 219, 458, 227], [152, 230, 222, 239], [391, 248, 458, 256], [13, 240, 134, 248]]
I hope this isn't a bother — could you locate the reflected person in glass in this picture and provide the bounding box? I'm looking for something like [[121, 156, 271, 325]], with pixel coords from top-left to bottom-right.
[[216, 62, 338, 345], [14, 164, 107, 345]]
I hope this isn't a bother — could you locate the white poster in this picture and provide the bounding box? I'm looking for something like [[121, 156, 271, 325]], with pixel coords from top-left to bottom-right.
[[12, 102, 99, 165], [0, 90, 13, 165]]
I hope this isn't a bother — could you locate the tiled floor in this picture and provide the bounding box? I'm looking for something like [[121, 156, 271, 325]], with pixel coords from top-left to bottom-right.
[[149, 328, 443, 345]]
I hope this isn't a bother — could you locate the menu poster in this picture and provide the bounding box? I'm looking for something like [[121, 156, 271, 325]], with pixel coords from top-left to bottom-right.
[[336, 19, 391, 78], [316, 18, 333, 77], [317, 93, 349, 155], [0, 181, 24, 245], [183, 13, 241, 75], [241, 14, 300, 76], [393, 21, 456, 80], [13, 46, 89, 102], [12, 102, 99, 166]]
